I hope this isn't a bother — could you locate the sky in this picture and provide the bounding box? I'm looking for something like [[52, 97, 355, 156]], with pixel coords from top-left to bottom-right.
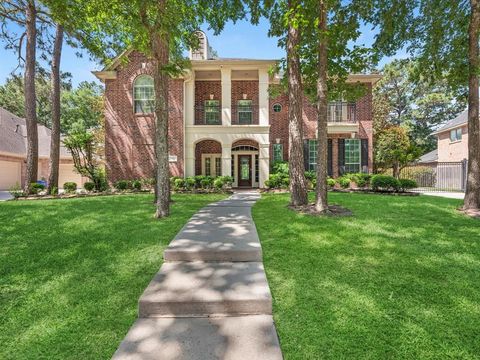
[[0, 18, 406, 88]]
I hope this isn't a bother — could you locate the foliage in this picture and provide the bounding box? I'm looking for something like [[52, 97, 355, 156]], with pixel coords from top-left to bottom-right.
[[272, 161, 289, 175], [173, 178, 186, 191], [170, 176, 231, 191], [63, 182, 77, 193], [63, 130, 105, 191], [185, 177, 196, 190], [346, 173, 372, 188], [327, 178, 336, 188], [8, 183, 24, 199], [265, 173, 289, 189], [371, 175, 400, 192], [373, 59, 465, 153], [375, 126, 421, 177], [83, 182, 95, 191], [114, 180, 131, 191], [200, 176, 214, 189], [337, 176, 351, 189], [398, 178, 417, 192], [29, 183, 45, 195], [131, 180, 142, 191], [399, 166, 436, 188]]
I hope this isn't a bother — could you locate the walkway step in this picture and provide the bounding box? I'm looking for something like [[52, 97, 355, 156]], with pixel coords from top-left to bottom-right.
[[164, 207, 262, 262], [111, 315, 282, 360], [139, 262, 272, 317]]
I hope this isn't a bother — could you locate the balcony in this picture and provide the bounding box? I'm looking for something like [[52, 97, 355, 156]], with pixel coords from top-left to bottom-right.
[[327, 102, 356, 123], [194, 103, 261, 125]]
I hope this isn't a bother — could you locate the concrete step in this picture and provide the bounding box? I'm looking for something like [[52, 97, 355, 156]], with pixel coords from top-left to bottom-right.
[[164, 208, 262, 262], [111, 315, 283, 360], [139, 262, 272, 317]]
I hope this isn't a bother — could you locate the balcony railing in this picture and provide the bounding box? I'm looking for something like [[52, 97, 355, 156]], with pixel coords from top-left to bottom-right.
[[327, 102, 356, 123], [231, 104, 259, 125], [194, 104, 221, 125]]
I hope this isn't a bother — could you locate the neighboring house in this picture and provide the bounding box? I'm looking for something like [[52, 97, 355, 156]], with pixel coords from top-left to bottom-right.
[[418, 149, 438, 165], [93, 32, 380, 188], [0, 107, 86, 190], [432, 109, 468, 162]]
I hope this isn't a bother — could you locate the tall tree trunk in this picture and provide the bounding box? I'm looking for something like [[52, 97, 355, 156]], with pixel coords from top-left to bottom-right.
[[287, 0, 308, 206], [315, 0, 328, 212], [47, 24, 64, 194], [152, 33, 170, 218], [24, 0, 38, 193], [464, 0, 480, 211]]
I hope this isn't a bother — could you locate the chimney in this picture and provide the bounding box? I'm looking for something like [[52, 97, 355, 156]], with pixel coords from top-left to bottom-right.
[[189, 31, 215, 60]]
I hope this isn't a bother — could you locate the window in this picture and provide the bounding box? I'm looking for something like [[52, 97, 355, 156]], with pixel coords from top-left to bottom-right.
[[308, 140, 317, 171], [133, 75, 155, 114], [215, 158, 222, 176], [231, 155, 235, 183], [450, 128, 462, 142], [255, 154, 259, 183], [204, 157, 211, 176], [204, 100, 220, 124], [273, 143, 283, 162], [237, 100, 253, 124], [202, 155, 222, 176], [344, 139, 361, 173], [272, 103, 282, 113]]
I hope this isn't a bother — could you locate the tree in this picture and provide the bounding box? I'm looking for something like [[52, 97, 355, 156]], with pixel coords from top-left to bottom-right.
[[373, 59, 465, 153], [375, 126, 421, 178]]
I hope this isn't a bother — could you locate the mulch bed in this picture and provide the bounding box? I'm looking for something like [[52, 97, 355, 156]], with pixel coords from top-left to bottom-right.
[[289, 203, 353, 217]]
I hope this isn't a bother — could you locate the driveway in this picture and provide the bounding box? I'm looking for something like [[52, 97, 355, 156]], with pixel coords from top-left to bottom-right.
[[421, 191, 464, 200], [0, 191, 13, 201]]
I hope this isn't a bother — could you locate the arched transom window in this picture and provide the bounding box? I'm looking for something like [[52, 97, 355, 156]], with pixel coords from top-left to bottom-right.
[[133, 75, 155, 114]]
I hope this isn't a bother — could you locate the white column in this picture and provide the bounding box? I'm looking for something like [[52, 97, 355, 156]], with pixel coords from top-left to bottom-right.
[[221, 68, 231, 126], [258, 68, 269, 126], [184, 75, 195, 126], [185, 144, 195, 177], [259, 143, 270, 188], [221, 144, 232, 177]]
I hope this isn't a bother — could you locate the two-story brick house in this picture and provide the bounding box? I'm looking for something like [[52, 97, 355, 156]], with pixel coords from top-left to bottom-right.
[[94, 32, 380, 188]]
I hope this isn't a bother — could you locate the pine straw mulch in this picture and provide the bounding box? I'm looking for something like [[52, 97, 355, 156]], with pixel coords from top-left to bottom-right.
[[289, 203, 353, 217]]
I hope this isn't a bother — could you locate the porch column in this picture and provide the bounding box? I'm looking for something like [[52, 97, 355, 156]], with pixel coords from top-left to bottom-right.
[[259, 143, 270, 188], [184, 71, 195, 125], [258, 68, 269, 126], [221, 144, 232, 177], [221, 68, 231, 126], [185, 143, 195, 177]]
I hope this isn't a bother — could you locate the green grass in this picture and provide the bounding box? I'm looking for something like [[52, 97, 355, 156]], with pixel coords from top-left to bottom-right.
[[253, 193, 480, 360], [0, 193, 225, 360]]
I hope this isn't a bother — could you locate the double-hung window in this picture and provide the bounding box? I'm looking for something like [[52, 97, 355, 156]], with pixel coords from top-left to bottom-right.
[[133, 75, 155, 114], [202, 154, 222, 176], [344, 139, 361, 173], [237, 100, 253, 124], [450, 128, 462, 142], [204, 100, 220, 124], [273, 143, 283, 162], [308, 140, 318, 171]]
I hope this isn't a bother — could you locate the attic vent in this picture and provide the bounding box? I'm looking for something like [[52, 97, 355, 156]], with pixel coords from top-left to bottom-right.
[[190, 31, 215, 60]]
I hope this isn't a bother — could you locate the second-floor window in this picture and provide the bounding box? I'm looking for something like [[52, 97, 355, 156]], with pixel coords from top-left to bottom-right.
[[450, 128, 462, 142], [133, 75, 155, 114], [204, 100, 220, 124], [237, 100, 253, 124]]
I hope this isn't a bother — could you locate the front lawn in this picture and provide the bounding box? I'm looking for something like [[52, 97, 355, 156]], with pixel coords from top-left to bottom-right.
[[253, 193, 480, 359], [0, 193, 225, 359]]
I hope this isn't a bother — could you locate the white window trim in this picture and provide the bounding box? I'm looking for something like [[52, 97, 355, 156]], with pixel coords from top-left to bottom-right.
[[344, 139, 361, 173], [133, 75, 155, 114], [201, 153, 222, 176]]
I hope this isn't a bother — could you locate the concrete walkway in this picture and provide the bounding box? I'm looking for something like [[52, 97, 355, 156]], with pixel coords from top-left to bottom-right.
[[0, 191, 13, 201], [112, 191, 282, 360], [420, 191, 465, 200]]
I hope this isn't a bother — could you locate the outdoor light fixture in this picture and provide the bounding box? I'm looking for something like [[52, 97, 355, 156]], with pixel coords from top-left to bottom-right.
[[276, 138, 281, 144], [209, 94, 214, 100], [242, 93, 247, 99]]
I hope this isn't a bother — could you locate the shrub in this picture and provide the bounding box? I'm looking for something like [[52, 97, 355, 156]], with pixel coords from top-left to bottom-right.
[[173, 178, 186, 190], [265, 173, 289, 189], [327, 178, 336, 188], [63, 182, 77, 193], [400, 166, 436, 187], [398, 178, 417, 192], [272, 161, 289, 175], [337, 176, 351, 189], [9, 183, 24, 199], [200, 176, 214, 189], [143, 178, 156, 188], [185, 177, 196, 190], [220, 176, 233, 187], [84, 182, 95, 191], [29, 182, 45, 194], [114, 180, 131, 191], [50, 186, 58, 195], [193, 175, 206, 188], [132, 180, 142, 191], [347, 173, 371, 188], [213, 177, 224, 189], [371, 175, 399, 192], [304, 170, 316, 182]]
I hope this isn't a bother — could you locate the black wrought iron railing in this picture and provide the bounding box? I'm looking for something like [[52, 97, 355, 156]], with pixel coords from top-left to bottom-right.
[[194, 104, 222, 125], [231, 104, 259, 125]]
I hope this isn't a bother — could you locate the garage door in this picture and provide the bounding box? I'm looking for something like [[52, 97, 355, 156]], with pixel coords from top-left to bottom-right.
[[59, 164, 84, 188], [0, 160, 22, 190]]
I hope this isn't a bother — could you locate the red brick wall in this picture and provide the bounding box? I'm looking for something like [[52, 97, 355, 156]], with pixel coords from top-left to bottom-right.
[[194, 140, 221, 175], [104, 51, 184, 183], [231, 80, 259, 124], [268, 83, 374, 175], [195, 81, 221, 125]]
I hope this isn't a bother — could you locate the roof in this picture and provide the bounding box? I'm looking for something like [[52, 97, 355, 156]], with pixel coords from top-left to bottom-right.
[[418, 149, 438, 163], [0, 107, 72, 159], [433, 109, 467, 135]]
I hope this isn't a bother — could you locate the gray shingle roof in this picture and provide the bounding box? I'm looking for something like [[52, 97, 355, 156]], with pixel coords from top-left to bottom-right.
[[418, 149, 438, 163], [0, 107, 72, 158], [434, 109, 467, 134]]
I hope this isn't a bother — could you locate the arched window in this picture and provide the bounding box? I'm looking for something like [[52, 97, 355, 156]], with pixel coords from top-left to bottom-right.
[[133, 75, 155, 114]]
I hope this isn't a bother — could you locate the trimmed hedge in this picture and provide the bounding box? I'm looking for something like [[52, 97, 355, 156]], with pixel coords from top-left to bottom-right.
[[84, 182, 95, 191], [398, 178, 417, 191], [63, 182, 77, 193], [371, 175, 399, 191]]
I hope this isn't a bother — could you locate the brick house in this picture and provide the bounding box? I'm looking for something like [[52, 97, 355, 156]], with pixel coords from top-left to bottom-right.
[[94, 32, 380, 188], [430, 109, 468, 162]]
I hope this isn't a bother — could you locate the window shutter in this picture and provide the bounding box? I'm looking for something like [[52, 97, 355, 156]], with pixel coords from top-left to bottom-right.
[[303, 139, 309, 170], [361, 139, 368, 173], [328, 139, 333, 176], [338, 139, 345, 175]]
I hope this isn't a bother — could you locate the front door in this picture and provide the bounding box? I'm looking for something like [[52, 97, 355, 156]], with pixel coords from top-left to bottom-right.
[[238, 155, 252, 187]]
